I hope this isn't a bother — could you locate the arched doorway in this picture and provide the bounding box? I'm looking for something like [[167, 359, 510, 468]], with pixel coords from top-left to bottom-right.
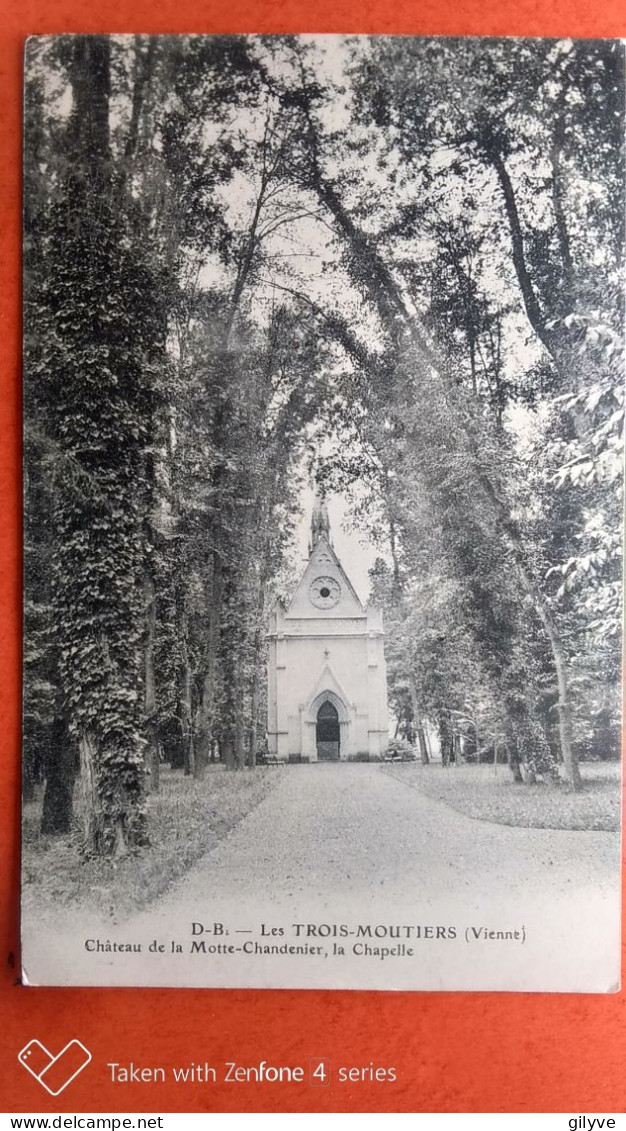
[[316, 700, 340, 761]]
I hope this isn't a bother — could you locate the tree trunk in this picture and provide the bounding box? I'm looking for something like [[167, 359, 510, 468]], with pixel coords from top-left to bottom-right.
[[78, 731, 102, 855], [219, 563, 238, 770], [118, 37, 158, 194], [69, 36, 111, 182], [416, 722, 429, 765], [248, 662, 260, 768], [408, 672, 429, 763], [41, 716, 75, 834], [144, 569, 160, 792], [193, 704, 208, 780], [304, 104, 581, 788], [482, 138, 558, 360], [452, 732, 459, 765], [508, 740, 524, 783], [53, 36, 149, 853], [247, 553, 272, 768], [23, 766, 35, 803], [480, 137, 581, 788], [222, 734, 235, 769], [178, 603, 195, 777], [438, 714, 453, 767], [151, 744, 161, 791], [391, 256, 580, 782], [532, 602, 581, 789], [234, 659, 246, 771], [196, 547, 223, 777]]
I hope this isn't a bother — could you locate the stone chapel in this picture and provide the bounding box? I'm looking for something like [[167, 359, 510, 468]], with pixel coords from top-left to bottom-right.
[[267, 497, 389, 762]]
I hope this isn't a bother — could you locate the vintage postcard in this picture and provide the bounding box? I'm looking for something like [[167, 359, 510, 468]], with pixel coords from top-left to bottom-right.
[[22, 34, 623, 990]]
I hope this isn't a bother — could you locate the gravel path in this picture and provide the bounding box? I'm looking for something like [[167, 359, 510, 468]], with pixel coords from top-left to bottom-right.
[[25, 764, 621, 991]]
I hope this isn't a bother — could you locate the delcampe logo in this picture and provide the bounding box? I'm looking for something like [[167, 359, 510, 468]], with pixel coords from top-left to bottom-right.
[[18, 1039, 92, 1095]]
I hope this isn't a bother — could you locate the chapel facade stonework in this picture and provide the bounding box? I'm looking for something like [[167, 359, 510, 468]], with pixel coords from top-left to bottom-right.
[[267, 499, 389, 762]]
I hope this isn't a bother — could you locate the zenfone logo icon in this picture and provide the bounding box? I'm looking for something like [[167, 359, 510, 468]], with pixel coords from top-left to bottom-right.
[[18, 1039, 92, 1095]]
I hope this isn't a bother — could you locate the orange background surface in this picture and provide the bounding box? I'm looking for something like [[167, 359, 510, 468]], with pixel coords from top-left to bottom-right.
[[1, 0, 625, 1115]]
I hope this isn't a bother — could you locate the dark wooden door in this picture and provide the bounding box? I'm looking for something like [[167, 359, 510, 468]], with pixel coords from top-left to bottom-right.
[[316, 701, 340, 760]]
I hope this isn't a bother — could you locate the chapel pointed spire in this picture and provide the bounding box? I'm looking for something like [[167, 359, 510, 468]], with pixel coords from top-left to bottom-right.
[[310, 489, 331, 554]]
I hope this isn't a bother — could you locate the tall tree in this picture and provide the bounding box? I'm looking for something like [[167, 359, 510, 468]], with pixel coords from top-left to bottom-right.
[[31, 37, 166, 852]]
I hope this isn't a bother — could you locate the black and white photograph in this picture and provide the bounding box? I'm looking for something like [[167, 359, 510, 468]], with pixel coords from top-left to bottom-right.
[[22, 34, 623, 991]]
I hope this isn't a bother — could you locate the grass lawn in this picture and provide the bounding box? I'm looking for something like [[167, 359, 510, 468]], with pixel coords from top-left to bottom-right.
[[22, 764, 282, 918], [382, 760, 621, 831]]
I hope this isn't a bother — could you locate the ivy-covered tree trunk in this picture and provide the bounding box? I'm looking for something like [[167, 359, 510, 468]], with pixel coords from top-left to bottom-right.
[[245, 535, 272, 768], [220, 563, 245, 770], [177, 602, 195, 777], [144, 569, 160, 793], [40, 37, 161, 853], [234, 664, 246, 771], [195, 542, 223, 778], [248, 661, 261, 768]]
